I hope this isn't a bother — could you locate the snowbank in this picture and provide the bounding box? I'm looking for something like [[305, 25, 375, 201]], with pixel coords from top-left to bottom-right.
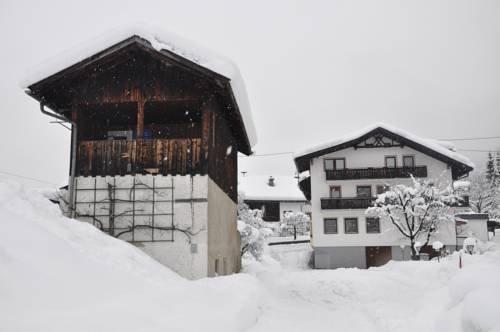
[[2, 180, 499, 332], [245, 249, 500, 332], [0, 181, 263, 332]]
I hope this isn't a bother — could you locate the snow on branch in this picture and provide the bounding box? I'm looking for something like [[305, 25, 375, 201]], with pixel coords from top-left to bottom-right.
[[366, 176, 458, 259]]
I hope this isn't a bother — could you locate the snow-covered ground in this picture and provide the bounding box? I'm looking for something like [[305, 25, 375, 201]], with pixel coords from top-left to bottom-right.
[[1, 181, 499, 332]]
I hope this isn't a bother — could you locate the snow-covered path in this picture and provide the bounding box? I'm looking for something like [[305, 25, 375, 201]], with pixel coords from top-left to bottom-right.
[[1, 182, 499, 332], [244, 243, 500, 332]]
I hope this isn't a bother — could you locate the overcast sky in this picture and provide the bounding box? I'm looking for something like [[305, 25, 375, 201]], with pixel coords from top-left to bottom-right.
[[1, 0, 499, 187]]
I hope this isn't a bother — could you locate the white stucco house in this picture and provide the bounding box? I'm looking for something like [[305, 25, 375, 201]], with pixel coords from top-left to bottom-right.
[[239, 174, 311, 235], [294, 123, 478, 269]]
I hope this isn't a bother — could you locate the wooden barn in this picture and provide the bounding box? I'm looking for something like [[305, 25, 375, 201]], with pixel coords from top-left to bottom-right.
[[24, 27, 257, 279]]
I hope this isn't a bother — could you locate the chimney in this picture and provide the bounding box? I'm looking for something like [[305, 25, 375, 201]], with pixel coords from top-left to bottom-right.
[[268, 176, 275, 187]]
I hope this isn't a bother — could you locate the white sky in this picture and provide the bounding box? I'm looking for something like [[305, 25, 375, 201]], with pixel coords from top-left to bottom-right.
[[1, 0, 499, 187]]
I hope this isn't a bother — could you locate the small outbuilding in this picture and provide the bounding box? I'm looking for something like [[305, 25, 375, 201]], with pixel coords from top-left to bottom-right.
[[24, 26, 257, 279]]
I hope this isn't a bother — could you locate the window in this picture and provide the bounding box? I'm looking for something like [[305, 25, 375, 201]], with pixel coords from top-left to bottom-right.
[[344, 218, 359, 234], [324, 218, 338, 234], [247, 201, 280, 222], [366, 217, 380, 233], [330, 186, 342, 198], [376, 185, 388, 195], [403, 155, 415, 168], [324, 158, 346, 170], [385, 156, 397, 168], [356, 186, 372, 198]]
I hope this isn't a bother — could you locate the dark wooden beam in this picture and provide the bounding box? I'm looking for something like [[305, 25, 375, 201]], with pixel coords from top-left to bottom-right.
[[136, 98, 145, 138]]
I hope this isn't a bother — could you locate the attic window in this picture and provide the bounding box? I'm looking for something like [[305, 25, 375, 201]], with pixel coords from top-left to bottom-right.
[[385, 156, 397, 168], [403, 155, 415, 168], [324, 158, 345, 170]]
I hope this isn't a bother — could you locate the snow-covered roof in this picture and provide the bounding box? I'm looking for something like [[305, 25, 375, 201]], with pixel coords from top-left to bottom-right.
[[294, 123, 474, 175], [238, 175, 307, 202], [22, 24, 257, 149]]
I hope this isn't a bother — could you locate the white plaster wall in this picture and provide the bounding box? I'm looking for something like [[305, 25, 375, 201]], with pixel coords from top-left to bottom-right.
[[457, 219, 489, 244], [279, 201, 311, 219], [207, 178, 240, 277], [311, 209, 457, 247], [74, 174, 209, 280], [309, 145, 456, 248]]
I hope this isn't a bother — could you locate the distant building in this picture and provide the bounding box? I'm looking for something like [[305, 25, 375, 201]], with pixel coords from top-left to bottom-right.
[[455, 213, 490, 245], [24, 27, 257, 279], [295, 124, 476, 268], [239, 174, 311, 224]]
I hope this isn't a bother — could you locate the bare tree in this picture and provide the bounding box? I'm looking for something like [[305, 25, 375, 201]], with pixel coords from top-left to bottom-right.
[[467, 173, 497, 214], [281, 211, 310, 240]]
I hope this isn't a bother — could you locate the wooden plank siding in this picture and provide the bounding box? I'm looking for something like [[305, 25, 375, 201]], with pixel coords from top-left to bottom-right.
[[201, 99, 238, 202], [30, 41, 242, 203], [76, 139, 202, 177]]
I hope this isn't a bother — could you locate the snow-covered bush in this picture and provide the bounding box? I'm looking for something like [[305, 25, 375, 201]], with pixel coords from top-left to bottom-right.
[[432, 241, 444, 251], [366, 177, 457, 260], [281, 212, 310, 240], [237, 194, 272, 260]]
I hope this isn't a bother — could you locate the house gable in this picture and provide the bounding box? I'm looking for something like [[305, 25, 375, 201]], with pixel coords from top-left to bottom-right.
[[25, 33, 255, 155], [295, 126, 473, 180]]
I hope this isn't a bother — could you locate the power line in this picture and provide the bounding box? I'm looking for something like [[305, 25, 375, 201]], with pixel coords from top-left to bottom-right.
[[239, 148, 499, 158], [457, 149, 500, 153], [438, 136, 500, 141], [0, 170, 59, 186]]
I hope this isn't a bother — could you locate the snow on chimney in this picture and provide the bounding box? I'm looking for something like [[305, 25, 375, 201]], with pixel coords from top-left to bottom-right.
[[268, 176, 275, 187]]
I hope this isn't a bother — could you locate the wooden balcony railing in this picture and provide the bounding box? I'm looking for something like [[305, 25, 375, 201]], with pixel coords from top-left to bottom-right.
[[76, 138, 202, 176], [321, 197, 375, 209], [325, 166, 427, 180], [320, 195, 470, 210]]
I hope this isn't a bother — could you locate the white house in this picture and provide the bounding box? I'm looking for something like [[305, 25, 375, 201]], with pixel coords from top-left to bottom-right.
[[239, 174, 311, 226], [294, 123, 474, 269], [455, 213, 490, 245]]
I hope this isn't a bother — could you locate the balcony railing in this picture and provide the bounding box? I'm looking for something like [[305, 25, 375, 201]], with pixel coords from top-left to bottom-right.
[[321, 197, 375, 209], [325, 166, 427, 180], [320, 195, 470, 210], [76, 138, 202, 176]]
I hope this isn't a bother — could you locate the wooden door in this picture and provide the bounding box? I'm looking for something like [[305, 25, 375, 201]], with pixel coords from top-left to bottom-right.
[[366, 246, 392, 268]]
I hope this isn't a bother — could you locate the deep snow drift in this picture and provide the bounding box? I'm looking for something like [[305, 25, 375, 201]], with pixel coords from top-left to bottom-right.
[[1, 181, 499, 332]]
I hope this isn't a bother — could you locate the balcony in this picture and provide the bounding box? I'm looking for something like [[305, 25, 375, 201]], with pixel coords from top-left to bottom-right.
[[321, 197, 374, 210], [320, 195, 470, 210], [76, 138, 202, 177], [325, 166, 427, 180]]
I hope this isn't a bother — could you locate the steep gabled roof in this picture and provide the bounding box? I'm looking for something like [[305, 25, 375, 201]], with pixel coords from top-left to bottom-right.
[[23, 25, 257, 154], [294, 123, 474, 180]]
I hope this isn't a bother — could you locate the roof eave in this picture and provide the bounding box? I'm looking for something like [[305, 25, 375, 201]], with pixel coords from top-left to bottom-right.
[[26, 35, 254, 155], [294, 126, 474, 176]]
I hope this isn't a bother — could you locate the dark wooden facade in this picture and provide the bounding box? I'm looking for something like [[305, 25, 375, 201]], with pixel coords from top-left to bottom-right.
[[27, 36, 251, 202]]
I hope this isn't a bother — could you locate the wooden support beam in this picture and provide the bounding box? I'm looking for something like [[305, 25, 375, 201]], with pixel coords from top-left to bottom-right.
[[136, 101, 144, 138], [136, 94, 145, 138]]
